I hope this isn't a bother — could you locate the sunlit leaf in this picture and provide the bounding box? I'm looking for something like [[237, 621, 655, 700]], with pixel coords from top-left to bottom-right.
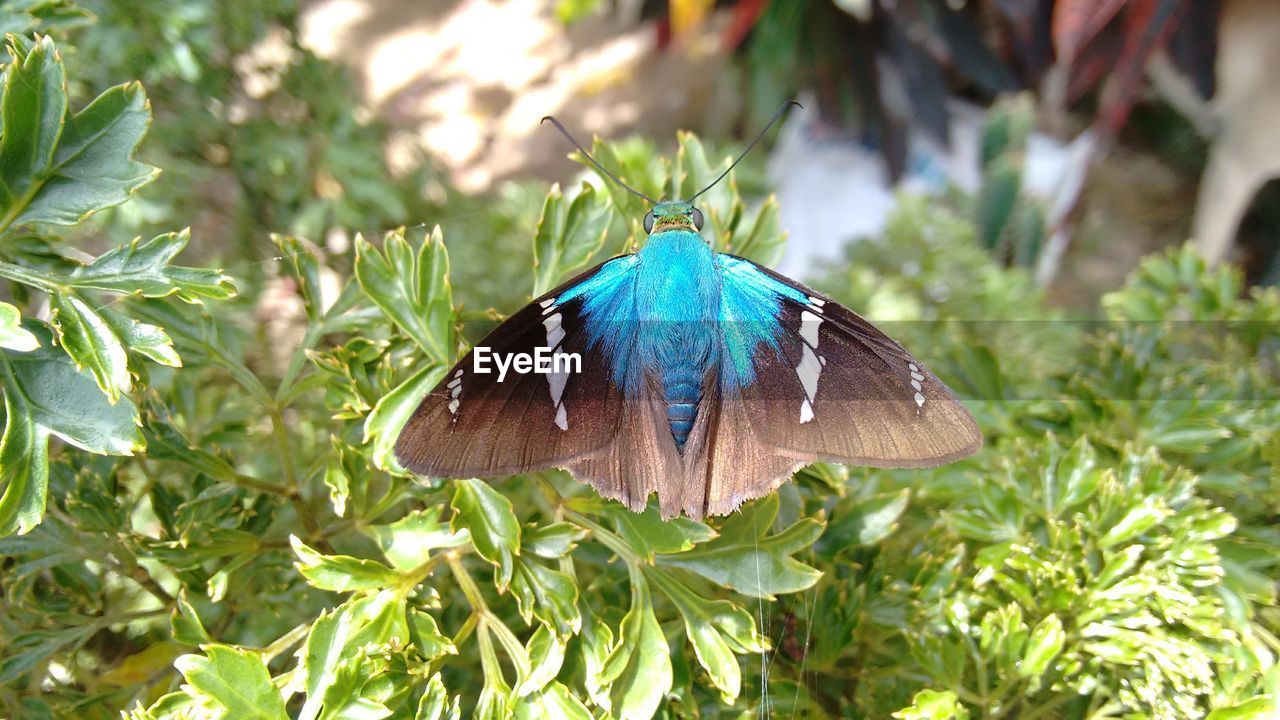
[[290, 535, 403, 592], [0, 35, 158, 230], [533, 182, 610, 294], [451, 478, 520, 589], [657, 495, 823, 598], [0, 301, 38, 351], [354, 225, 455, 363], [599, 571, 672, 720], [892, 689, 970, 720], [174, 646, 287, 720], [364, 364, 445, 471], [363, 508, 467, 572]]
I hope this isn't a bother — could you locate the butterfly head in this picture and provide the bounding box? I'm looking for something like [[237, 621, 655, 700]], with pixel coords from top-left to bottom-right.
[[643, 201, 704, 235]]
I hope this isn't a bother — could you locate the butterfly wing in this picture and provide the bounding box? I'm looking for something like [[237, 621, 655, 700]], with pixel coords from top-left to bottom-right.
[[396, 255, 645, 478], [718, 255, 983, 467]]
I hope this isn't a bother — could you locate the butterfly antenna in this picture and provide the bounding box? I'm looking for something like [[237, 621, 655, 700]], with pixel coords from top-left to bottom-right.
[[688, 100, 802, 202], [541, 116, 658, 204]]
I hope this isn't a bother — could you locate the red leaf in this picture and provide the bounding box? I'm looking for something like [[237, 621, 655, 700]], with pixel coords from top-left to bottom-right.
[[723, 0, 770, 51], [1096, 0, 1185, 135], [1052, 0, 1129, 64]]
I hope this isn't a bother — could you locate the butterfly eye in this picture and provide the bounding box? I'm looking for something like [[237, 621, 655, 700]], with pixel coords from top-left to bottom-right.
[[643, 211, 655, 234], [691, 208, 705, 230]]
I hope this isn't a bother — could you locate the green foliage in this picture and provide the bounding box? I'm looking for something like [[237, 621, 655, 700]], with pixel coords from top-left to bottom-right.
[[2, 12, 1277, 720]]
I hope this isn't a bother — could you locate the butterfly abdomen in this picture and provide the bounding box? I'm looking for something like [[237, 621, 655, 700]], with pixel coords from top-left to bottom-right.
[[663, 371, 702, 448], [636, 230, 720, 450]]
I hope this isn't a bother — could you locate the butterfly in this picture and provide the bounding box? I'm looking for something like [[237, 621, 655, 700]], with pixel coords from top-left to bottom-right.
[[395, 104, 981, 519]]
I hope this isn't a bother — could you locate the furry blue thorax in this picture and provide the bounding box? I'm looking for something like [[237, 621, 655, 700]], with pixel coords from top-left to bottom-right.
[[636, 229, 719, 447], [557, 221, 798, 448]]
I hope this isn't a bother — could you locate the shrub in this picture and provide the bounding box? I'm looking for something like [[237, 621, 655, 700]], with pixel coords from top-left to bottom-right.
[[1, 22, 1276, 720]]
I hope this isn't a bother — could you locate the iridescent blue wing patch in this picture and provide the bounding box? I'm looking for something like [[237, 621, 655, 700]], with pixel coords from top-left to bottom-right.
[[716, 255, 982, 468]]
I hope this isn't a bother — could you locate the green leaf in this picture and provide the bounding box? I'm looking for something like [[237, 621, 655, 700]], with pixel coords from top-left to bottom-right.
[[657, 495, 823, 598], [0, 624, 95, 684], [0, 389, 48, 537], [49, 292, 129, 400], [101, 307, 180, 367], [354, 225, 455, 363], [976, 157, 1022, 251], [0, 35, 158, 230], [647, 566, 765, 703], [578, 603, 613, 708], [1049, 436, 1101, 514], [271, 234, 326, 322], [174, 645, 287, 720], [299, 608, 353, 720], [0, 34, 66, 209], [825, 489, 910, 547], [1, 324, 142, 535], [533, 182, 610, 294], [730, 194, 784, 267], [408, 610, 457, 660], [364, 364, 445, 471], [63, 230, 235, 301], [341, 588, 411, 653], [317, 650, 386, 720], [1206, 697, 1277, 720], [515, 682, 592, 720], [451, 478, 520, 588], [363, 509, 467, 572], [516, 624, 566, 697], [510, 558, 581, 636], [524, 522, 587, 559], [291, 535, 404, 592], [599, 571, 672, 720], [0, 3, 93, 39], [170, 591, 213, 646], [2, 319, 141, 454], [0, 301, 38, 351], [602, 504, 715, 560], [892, 689, 970, 720], [1018, 614, 1064, 678], [415, 674, 461, 720], [1099, 498, 1170, 548]]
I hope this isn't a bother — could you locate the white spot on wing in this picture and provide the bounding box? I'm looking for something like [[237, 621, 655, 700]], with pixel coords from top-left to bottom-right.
[[800, 399, 814, 423], [447, 377, 461, 389], [800, 310, 822, 347], [908, 362, 926, 408], [539, 297, 556, 308], [794, 310, 826, 419], [543, 312, 570, 426], [448, 399, 460, 414], [451, 384, 462, 398], [543, 312, 565, 349], [797, 345, 822, 400], [547, 367, 568, 406], [809, 296, 825, 307]]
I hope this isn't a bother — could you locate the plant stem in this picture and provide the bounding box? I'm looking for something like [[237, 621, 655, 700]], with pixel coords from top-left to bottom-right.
[[446, 551, 488, 613], [261, 621, 310, 663], [267, 401, 331, 553], [399, 550, 455, 592], [564, 509, 640, 565]]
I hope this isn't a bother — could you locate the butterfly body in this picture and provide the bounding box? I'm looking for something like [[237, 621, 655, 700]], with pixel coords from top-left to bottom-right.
[[395, 200, 982, 519]]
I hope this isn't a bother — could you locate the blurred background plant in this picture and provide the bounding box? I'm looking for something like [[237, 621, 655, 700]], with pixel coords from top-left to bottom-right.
[[0, 1, 1277, 719]]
